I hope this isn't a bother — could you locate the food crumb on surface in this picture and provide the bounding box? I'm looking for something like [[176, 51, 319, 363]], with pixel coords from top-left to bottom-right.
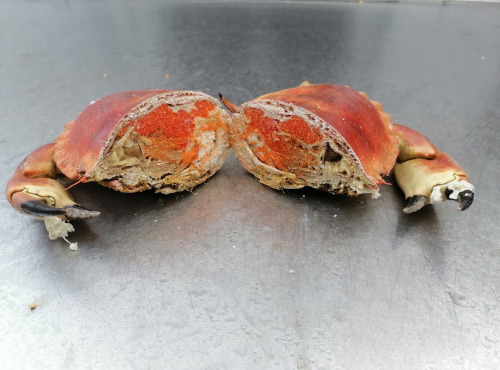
[[43, 217, 78, 250], [29, 303, 40, 311], [44, 216, 74, 240]]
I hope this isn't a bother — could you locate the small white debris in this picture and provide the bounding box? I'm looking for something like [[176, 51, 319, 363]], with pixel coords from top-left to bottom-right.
[[67, 240, 79, 251], [43, 216, 78, 250], [44, 216, 74, 240], [334, 214, 337, 218]]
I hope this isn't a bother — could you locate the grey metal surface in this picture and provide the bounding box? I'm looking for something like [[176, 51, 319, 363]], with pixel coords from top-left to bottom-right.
[[1, 1, 499, 369]]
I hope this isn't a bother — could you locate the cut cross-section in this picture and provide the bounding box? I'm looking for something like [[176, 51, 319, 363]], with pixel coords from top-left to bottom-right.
[[89, 93, 229, 194]]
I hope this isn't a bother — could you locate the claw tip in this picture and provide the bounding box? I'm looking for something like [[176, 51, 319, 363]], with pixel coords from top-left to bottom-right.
[[64, 205, 100, 219], [403, 195, 427, 214], [457, 190, 474, 211]]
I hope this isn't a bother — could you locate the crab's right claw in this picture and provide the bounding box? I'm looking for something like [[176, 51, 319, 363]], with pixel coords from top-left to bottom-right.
[[395, 153, 475, 214], [401, 177, 475, 214], [393, 124, 474, 213]]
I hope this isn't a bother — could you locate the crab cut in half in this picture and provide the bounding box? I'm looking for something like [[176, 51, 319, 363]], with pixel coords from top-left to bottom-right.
[[221, 82, 474, 213], [6, 90, 230, 242]]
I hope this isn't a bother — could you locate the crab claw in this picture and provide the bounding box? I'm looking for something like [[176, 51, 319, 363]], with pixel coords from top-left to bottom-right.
[[433, 179, 475, 211], [402, 180, 475, 214], [6, 143, 100, 236], [452, 189, 474, 211], [13, 192, 100, 219], [393, 124, 474, 213]]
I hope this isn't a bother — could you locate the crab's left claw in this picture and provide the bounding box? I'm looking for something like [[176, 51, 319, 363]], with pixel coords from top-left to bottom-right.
[[6, 143, 100, 219], [393, 124, 474, 213], [11, 191, 99, 219]]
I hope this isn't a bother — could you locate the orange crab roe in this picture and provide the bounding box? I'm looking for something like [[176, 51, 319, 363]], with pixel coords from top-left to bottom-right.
[[123, 100, 215, 167], [242, 107, 324, 171]]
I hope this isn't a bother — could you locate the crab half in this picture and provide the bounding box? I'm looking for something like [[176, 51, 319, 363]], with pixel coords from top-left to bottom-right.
[[221, 82, 474, 213], [6, 90, 230, 241]]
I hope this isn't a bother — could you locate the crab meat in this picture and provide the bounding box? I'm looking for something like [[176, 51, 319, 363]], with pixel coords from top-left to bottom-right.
[[5, 90, 230, 239], [221, 83, 474, 213]]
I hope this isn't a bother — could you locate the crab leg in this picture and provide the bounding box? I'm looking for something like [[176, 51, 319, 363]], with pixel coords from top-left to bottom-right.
[[393, 124, 474, 213], [5, 142, 100, 219]]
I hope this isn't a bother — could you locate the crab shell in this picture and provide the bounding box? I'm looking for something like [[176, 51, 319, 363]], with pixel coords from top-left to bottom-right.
[[229, 84, 400, 197], [54, 90, 230, 194]]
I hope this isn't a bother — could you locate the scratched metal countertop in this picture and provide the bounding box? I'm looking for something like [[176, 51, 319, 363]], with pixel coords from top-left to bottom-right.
[[1, 1, 499, 369]]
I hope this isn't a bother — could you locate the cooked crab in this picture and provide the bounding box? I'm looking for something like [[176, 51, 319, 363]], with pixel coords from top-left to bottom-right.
[[6, 90, 230, 242], [220, 82, 474, 213]]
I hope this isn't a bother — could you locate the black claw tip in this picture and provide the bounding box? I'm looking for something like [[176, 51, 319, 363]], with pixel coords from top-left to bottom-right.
[[20, 200, 67, 217], [457, 190, 474, 211], [19, 201, 100, 219], [403, 195, 427, 214]]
